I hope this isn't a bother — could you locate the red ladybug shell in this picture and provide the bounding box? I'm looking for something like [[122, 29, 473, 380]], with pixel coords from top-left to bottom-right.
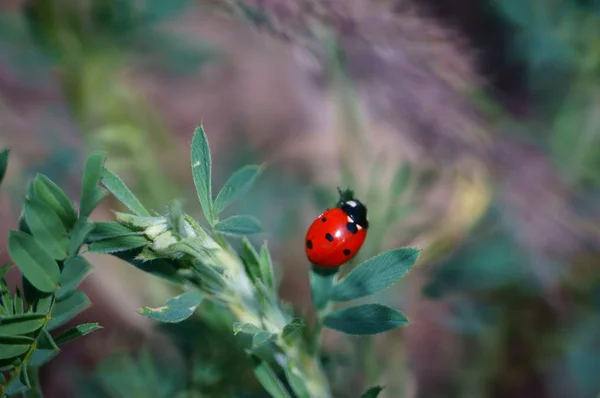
[[305, 207, 367, 268]]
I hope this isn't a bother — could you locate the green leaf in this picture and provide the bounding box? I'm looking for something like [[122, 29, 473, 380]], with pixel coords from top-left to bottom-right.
[[24, 197, 69, 260], [330, 248, 420, 302], [57, 256, 92, 299], [232, 322, 263, 335], [47, 291, 90, 330], [13, 289, 23, 314], [251, 355, 291, 398], [283, 361, 310, 398], [323, 304, 409, 335], [0, 335, 32, 359], [137, 290, 204, 323], [214, 215, 262, 236], [259, 242, 276, 294], [361, 386, 384, 398], [281, 318, 304, 344], [111, 248, 184, 286], [0, 313, 46, 335], [0, 148, 9, 186], [88, 235, 148, 253], [101, 168, 151, 216], [67, 219, 95, 256], [29, 328, 60, 367], [5, 365, 30, 395], [213, 164, 262, 218], [79, 151, 107, 218], [32, 174, 78, 229], [87, 221, 141, 242], [310, 267, 337, 311], [54, 323, 102, 345], [191, 125, 213, 223], [7, 231, 60, 293], [239, 237, 261, 282]]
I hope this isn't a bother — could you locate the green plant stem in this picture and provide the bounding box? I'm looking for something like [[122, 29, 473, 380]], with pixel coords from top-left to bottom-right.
[[0, 296, 56, 396]]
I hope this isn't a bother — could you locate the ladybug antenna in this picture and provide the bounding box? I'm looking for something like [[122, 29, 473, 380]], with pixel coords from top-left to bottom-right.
[[336, 186, 355, 204]]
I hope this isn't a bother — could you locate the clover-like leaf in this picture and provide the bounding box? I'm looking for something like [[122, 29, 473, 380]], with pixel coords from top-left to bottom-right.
[[330, 248, 420, 302], [24, 197, 68, 260], [251, 355, 291, 398], [67, 219, 95, 256], [213, 164, 262, 219], [54, 323, 103, 345], [33, 173, 78, 229], [88, 235, 149, 254], [137, 290, 204, 323], [310, 267, 337, 311], [323, 303, 409, 335], [47, 291, 91, 330], [0, 313, 46, 336], [57, 256, 92, 299], [79, 151, 107, 218], [29, 328, 60, 367], [0, 335, 33, 360], [8, 231, 60, 293], [191, 125, 213, 223], [101, 168, 151, 216], [214, 215, 262, 236]]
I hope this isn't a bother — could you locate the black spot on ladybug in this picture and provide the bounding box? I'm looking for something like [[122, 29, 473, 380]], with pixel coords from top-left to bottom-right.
[[343, 249, 351, 256], [346, 222, 358, 234], [321, 217, 327, 222], [325, 233, 334, 242], [306, 240, 313, 249]]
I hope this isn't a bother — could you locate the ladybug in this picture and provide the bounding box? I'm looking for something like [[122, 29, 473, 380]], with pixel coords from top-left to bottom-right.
[[305, 189, 369, 268]]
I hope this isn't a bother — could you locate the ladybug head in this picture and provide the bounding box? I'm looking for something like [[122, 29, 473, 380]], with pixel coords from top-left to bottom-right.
[[337, 187, 369, 229]]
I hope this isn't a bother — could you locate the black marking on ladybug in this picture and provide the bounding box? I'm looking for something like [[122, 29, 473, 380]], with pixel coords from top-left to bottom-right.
[[306, 240, 313, 249], [321, 217, 327, 222], [325, 233, 334, 242], [343, 249, 351, 256], [346, 222, 358, 234]]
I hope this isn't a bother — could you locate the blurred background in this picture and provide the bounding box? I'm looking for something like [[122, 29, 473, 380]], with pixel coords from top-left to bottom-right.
[[1, 0, 600, 397]]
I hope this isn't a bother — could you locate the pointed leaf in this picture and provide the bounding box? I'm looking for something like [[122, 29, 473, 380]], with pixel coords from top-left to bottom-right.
[[281, 318, 304, 344], [239, 237, 261, 282], [88, 235, 148, 253], [111, 248, 184, 285], [252, 331, 276, 349], [101, 168, 151, 216], [0, 148, 9, 186], [79, 151, 107, 218], [8, 231, 60, 293], [0, 335, 32, 359], [330, 248, 420, 302], [87, 221, 141, 242], [361, 386, 384, 398], [13, 289, 23, 314], [213, 165, 262, 217], [32, 174, 77, 229], [259, 242, 276, 293], [323, 304, 409, 335], [29, 328, 60, 367], [57, 256, 92, 299], [5, 370, 29, 396], [232, 322, 263, 336], [24, 197, 68, 259], [0, 313, 46, 335], [214, 215, 262, 236], [191, 125, 213, 223], [137, 290, 204, 323], [67, 219, 95, 256], [251, 355, 291, 398], [47, 291, 90, 330], [283, 361, 310, 398], [54, 323, 103, 345]]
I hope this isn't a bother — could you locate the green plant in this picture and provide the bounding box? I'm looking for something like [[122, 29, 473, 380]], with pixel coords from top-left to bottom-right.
[[0, 126, 421, 397], [0, 148, 102, 397]]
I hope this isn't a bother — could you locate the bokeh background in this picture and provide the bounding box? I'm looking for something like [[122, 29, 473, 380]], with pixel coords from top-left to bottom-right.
[[1, 0, 600, 397]]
